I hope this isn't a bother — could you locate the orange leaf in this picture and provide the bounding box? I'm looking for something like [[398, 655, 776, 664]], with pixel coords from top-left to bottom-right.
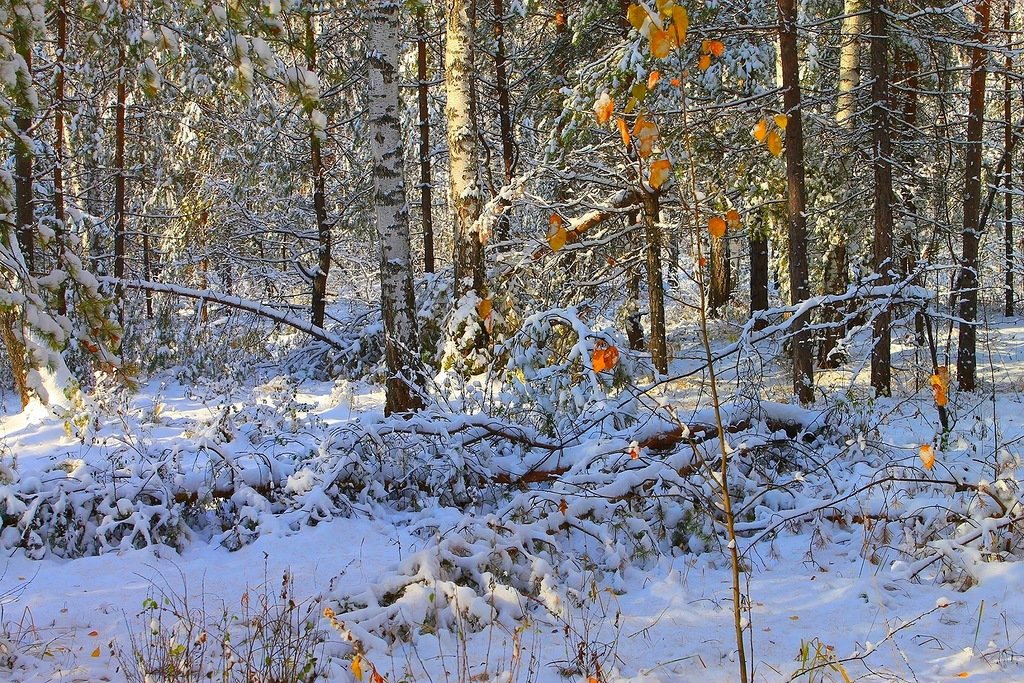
[[91, 647, 101, 657], [594, 92, 614, 124], [616, 117, 630, 146], [371, 667, 386, 683], [930, 367, 950, 407], [708, 215, 727, 239], [920, 444, 936, 471], [88, 630, 99, 637], [559, 498, 568, 514], [957, 673, 970, 678], [477, 297, 492, 321], [670, 76, 681, 87], [632, 116, 659, 158], [766, 129, 783, 157], [592, 341, 620, 372], [588, 677, 600, 683], [671, 6, 688, 44], [708, 40, 725, 57], [647, 70, 661, 90], [629, 443, 640, 459], [650, 28, 671, 58], [548, 214, 567, 252], [726, 208, 741, 229], [698, 53, 711, 71], [773, 113, 788, 130], [627, 4, 648, 31], [751, 118, 768, 142], [649, 158, 671, 188]]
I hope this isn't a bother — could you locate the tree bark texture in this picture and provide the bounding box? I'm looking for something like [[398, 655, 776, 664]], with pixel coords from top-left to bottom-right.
[[869, 0, 893, 396], [368, 0, 426, 414], [778, 0, 814, 404], [416, 6, 435, 274], [306, 15, 332, 329], [445, 0, 485, 300], [1004, 0, 1014, 316], [643, 193, 668, 374], [956, 0, 990, 392]]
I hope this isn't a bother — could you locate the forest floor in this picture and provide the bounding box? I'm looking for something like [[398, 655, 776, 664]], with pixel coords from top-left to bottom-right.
[[3, 313, 1024, 682]]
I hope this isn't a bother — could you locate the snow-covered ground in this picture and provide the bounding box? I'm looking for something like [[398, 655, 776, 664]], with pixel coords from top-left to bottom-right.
[[3, 317, 1024, 682]]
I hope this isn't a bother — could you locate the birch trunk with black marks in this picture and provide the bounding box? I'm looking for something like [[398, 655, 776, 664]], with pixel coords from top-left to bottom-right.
[[369, 0, 426, 414], [446, 0, 485, 302]]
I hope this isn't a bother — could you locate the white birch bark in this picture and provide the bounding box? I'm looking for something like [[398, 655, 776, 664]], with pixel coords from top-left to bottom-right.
[[836, 0, 866, 129], [368, 0, 424, 414], [445, 0, 484, 301]]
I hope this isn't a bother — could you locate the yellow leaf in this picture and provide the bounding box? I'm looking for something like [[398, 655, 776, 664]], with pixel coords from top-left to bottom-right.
[[649, 158, 671, 188], [647, 70, 661, 90], [632, 116, 659, 158], [655, 0, 673, 16], [630, 83, 647, 101], [698, 53, 711, 71], [627, 4, 648, 31], [623, 95, 638, 114], [616, 117, 630, 146], [920, 444, 936, 471], [671, 6, 688, 44], [930, 367, 950, 407], [352, 654, 364, 681], [650, 28, 671, 58], [547, 214, 567, 252], [708, 215, 727, 239], [773, 113, 788, 130], [751, 118, 768, 142], [594, 92, 614, 124], [726, 208, 741, 229], [91, 647, 101, 657], [766, 129, 783, 157]]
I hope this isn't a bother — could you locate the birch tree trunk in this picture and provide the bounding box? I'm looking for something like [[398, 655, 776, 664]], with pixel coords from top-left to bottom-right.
[[445, 0, 485, 303], [819, 0, 865, 368], [956, 0, 990, 392], [369, 0, 426, 414], [869, 0, 893, 395], [778, 0, 814, 404]]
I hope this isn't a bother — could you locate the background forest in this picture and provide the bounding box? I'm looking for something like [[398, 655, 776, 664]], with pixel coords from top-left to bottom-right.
[[3, 0, 1024, 680]]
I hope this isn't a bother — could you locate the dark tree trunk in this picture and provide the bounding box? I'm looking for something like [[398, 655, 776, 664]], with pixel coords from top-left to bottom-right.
[[957, 0, 990, 392], [709, 234, 730, 316], [869, 0, 893, 396], [778, 0, 814, 403], [750, 210, 769, 331], [643, 193, 668, 374], [1004, 1, 1014, 316], [492, 0, 516, 244], [114, 46, 127, 327], [14, 26, 33, 273], [416, 5, 435, 274], [307, 15, 331, 328], [53, 0, 67, 315]]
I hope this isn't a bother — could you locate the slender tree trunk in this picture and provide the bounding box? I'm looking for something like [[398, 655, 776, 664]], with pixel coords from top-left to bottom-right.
[[0, 311, 30, 408], [446, 0, 485, 302], [957, 0, 990, 392], [778, 0, 814, 403], [1004, 0, 1014, 316], [14, 21, 33, 273], [416, 5, 435, 274], [53, 0, 68, 315], [820, 0, 864, 367], [750, 210, 769, 331], [869, 0, 893, 395], [369, 0, 426, 414], [491, 0, 516, 245], [114, 45, 127, 326], [306, 15, 331, 328], [643, 193, 668, 374]]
